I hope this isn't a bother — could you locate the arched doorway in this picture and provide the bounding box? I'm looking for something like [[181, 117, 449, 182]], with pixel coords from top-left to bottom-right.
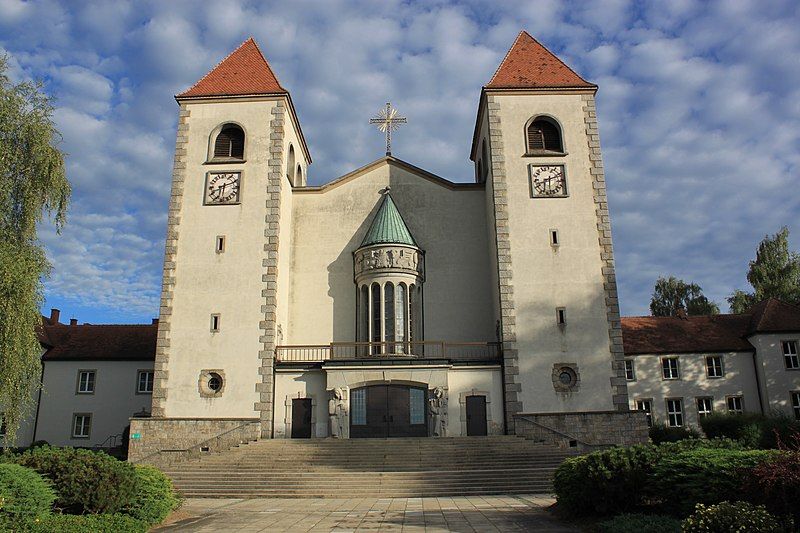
[[350, 384, 427, 438]]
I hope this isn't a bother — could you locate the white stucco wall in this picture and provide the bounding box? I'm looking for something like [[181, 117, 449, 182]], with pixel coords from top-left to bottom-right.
[[163, 98, 278, 418], [288, 161, 495, 345], [492, 92, 616, 413], [35, 360, 153, 447], [447, 366, 504, 436], [749, 333, 800, 416], [625, 352, 760, 428], [274, 369, 327, 438]]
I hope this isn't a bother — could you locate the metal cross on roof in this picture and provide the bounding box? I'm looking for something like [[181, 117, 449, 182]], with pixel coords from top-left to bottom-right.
[[369, 102, 407, 156]]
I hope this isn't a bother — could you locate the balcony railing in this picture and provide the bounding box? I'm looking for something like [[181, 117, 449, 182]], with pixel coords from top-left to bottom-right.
[[275, 341, 502, 363]]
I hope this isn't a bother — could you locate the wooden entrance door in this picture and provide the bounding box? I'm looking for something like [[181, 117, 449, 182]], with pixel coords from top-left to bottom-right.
[[466, 395, 488, 436], [350, 385, 428, 438], [291, 398, 312, 438]]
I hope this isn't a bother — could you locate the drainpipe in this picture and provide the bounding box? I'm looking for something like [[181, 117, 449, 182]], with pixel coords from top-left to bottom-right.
[[31, 359, 45, 444], [750, 348, 766, 415]]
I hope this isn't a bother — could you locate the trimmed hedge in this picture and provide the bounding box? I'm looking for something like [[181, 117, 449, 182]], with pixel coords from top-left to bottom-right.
[[699, 412, 800, 449], [597, 513, 680, 533], [14, 446, 138, 514], [0, 464, 55, 520], [681, 501, 784, 533], [21, 513, 147, 533], [124, 464, 180, 525], [648, 423, 701, 444], [652, 448, 776, 516]]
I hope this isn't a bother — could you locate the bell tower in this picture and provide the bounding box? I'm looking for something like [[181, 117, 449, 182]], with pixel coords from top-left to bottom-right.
[[151, 38, 310, 440], [472, 32, 629, 432]]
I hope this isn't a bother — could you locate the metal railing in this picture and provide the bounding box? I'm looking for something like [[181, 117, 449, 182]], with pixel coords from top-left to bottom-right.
[[275, 341, 501, 363]]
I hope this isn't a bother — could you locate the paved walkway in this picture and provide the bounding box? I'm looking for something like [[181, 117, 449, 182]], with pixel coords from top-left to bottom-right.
[[155, 495, 577, 532]]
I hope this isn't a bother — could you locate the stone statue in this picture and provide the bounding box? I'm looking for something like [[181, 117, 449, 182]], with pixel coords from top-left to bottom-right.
[[428, 387, 447, 437], [329, 388, 348, 438]]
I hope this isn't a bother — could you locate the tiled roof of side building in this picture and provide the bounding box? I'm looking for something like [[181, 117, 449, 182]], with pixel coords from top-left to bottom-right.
[[40, 323, 157, 361], [745, 298, 800, 334], [486, 31, 596, 90], [177, 37, 287, 98]]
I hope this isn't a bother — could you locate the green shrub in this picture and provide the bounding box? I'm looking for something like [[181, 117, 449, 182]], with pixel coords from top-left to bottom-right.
[[0, 464, 55, 520], [553, 444, 659, 515], [758, 412, 800, 449], [20, 513, 147, 533], [656, 437, 743, 453], [699, 412, 800, 449], [124, 464, 180, 525], [652, 448, 776, 516], [681, 501, 783, 533], [649, 423, 701, 444], [597, 513, 681, 533], [14, 446, 137, 514]]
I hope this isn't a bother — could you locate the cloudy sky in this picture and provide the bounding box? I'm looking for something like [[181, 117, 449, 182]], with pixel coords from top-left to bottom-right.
[[1, 0, 798, 323]]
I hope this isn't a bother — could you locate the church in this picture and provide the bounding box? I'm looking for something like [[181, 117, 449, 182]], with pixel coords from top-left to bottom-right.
[[4, 32, 799, 458]]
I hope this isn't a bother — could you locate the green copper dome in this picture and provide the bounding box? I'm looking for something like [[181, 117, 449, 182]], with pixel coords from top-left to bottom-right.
[[360, 194, 418, 247]]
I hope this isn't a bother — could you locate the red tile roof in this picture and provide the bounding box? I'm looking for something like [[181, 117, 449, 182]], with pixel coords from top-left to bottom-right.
[[622, 298, 800, 355], [40, 324, 156, 361], [486, 31, 595, 90], [177, 37, 286, 98]]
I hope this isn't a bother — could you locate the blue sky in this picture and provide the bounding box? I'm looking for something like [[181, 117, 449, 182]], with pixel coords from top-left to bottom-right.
[[1, 0, 799, 324]]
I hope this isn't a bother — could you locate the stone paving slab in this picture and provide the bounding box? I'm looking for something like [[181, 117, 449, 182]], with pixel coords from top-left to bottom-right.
[[154, 495, 577, 532]]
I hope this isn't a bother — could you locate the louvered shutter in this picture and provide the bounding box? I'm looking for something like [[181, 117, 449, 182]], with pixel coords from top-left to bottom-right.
[[213, 126, 244, 159]]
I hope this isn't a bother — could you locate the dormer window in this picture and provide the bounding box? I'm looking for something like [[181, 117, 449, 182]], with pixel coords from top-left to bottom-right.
[[213, 124, 244, 160], [525, 117, 564, 155]]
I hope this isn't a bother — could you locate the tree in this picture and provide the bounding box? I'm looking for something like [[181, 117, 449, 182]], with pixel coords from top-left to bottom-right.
[[0, 56, 70, 444], [650, 276, 720, 317], [728, 227, 800, 314]]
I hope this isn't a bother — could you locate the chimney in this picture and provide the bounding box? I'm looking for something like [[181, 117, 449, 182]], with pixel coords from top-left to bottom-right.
[[49, 308, 60, 324], [151, 318, 159, 325], [69, 318, 78, 326], [676, 308, 688, 319]]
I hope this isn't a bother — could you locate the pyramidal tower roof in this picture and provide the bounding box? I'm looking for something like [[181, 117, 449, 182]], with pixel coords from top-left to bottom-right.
[[177, 37, 287, 98], [486, 31, 595, 90], [360, 193, 418, 247]]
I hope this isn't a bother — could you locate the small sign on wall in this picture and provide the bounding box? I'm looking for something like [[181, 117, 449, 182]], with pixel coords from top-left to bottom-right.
[[131, 433, 142, 440]]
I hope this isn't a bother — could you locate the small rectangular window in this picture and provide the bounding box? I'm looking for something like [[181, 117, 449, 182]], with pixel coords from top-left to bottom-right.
[[792, 392, 800, 420], [72, 413, 91, 439], [77, 370, 96, 394], [351, 388, 366, 425], [550, 229, 559, 246], [696, 397, 714, 418], [137, 370, 154, 394], [636, 399, 653, 428], [662, 357, 679, 380], [556, 307, 566, 325], [624, 359, 636, 381], [783, 341, 799, 369], [210, 314, 220, 332], [706, 356, 724, 378], [215, 235, 226, 254], [666, 398, 683, 427], [727, 396, 744, 414]]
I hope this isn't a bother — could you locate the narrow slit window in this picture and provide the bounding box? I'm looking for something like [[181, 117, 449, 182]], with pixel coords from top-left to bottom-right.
[[556, 307, 566, 325], [624, 360, 635, 381], [550, 229, 559, 246], [215, 235, 226, 254], [210, 314, 220, 332]]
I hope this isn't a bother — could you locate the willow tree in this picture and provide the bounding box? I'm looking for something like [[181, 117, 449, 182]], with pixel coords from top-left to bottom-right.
[[0, 56, 70, 444]]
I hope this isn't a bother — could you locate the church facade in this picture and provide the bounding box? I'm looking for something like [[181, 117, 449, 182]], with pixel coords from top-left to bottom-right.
[[136, 31, 637, 449]]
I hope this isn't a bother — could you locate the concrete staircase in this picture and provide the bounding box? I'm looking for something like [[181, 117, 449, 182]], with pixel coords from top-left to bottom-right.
[[163, 436, 573, 498]]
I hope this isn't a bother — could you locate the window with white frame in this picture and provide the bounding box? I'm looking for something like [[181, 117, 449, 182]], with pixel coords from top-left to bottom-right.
[[77, 370, 96, 394], [624, 359, 636, 381], [792, 392, 800, 420], [72, 413, 91, 438], [696, 397, 714, 418], [662, 357, 679, 380], [727, 396, 744, 414], [137, 370, 154, 394], [783, 341, 799, 369], [706, 356, 724, 378], [666, 398, 683, 427], [636, 399, 653, 427]]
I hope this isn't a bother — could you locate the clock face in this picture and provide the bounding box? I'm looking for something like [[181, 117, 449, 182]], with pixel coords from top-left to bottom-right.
[[205, 172, 241, 204], [529, 165, 567, 197]]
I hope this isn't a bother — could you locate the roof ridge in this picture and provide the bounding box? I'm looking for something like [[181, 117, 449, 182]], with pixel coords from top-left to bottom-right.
[[522, 31, 593, 87], [487, 30, 525, 87], [179, 37, 254, 97], [248, 37, 286, 93]]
